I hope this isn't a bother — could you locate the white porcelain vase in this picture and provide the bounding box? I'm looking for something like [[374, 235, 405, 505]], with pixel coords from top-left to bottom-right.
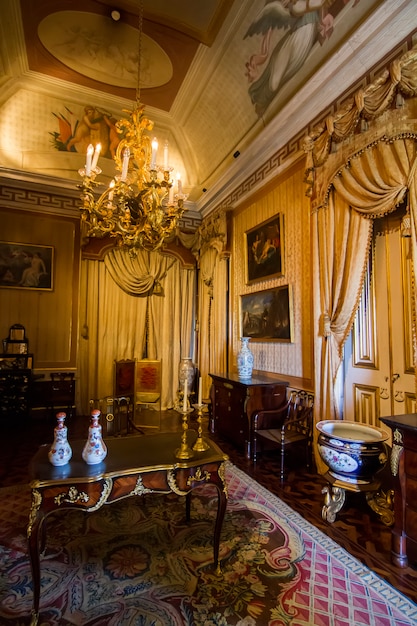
[[82, 410, 107, 465], [48, 412, 72, 466], [237, 337, 254, 380]]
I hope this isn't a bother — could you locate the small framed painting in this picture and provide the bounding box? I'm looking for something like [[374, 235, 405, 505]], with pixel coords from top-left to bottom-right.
[[245, 214, 284, 284], [0, 242, 54, 290], [240, 285, 293, 343]]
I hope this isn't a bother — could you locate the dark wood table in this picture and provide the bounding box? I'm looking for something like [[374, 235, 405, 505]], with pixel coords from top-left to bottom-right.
[[380, 414, 417, 568], [27, 431, 229, 625]]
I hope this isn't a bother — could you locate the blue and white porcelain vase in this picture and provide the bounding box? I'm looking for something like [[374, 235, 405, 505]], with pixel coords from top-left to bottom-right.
[[237, 337, 254, 380], [48, 412, 72, 466], [82, 410, 107, 465]]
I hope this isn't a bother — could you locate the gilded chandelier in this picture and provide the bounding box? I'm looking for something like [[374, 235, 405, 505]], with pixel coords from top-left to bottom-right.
[[78, 3, 187, 251]]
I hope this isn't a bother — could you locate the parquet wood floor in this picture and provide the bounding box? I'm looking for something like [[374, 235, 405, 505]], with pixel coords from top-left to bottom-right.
[[1, 409, 417, 606]]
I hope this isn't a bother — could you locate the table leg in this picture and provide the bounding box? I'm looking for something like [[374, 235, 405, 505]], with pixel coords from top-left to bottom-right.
[[27, 492, 42, 625], [213, 484, 227, 575], [185, 491, 191, 522]]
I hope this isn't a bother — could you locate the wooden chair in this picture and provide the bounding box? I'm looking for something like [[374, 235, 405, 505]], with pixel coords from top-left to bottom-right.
[[135, 359, 162, 429], [89, 395, 135, 436], [251, 390, 314, 479], [114, 359, 139, 433]]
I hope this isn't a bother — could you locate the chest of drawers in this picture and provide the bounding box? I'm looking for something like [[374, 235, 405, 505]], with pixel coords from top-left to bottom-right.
[[209, 372, 288, 458]]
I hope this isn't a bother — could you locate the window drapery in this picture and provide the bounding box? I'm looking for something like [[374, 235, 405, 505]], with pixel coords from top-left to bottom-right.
[[312, 135, 417, 472], [104, 248, 175, 295]]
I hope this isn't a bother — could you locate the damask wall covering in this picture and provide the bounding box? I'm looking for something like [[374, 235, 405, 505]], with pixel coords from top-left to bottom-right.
[[231, 161, 313, 390]]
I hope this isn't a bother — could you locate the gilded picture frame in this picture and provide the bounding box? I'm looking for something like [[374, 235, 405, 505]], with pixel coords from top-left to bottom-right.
[[0, 241, 54, 290], [240, 285, 293, 343], [245, 214, 284, 284]]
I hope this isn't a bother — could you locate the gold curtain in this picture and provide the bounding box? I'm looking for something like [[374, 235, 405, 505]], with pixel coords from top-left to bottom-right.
[[312, 135, 417, 472], [197, 210, 228, 400], [304, 46, 417, 197], [78, 248, 195, 414], [104, 248, 175, 295]]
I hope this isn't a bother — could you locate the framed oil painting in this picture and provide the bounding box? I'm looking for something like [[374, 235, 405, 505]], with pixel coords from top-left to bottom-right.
[[245, 214, 284, 284], [240, 285, 293, 342], [0, 242, 54, 290]]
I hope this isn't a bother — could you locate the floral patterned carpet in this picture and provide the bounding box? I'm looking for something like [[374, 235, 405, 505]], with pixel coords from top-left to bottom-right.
[[0, 463, 416, 625]]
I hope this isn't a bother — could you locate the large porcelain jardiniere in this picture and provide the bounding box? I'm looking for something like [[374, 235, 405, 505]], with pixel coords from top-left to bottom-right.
[[316, 420, 389, 484]]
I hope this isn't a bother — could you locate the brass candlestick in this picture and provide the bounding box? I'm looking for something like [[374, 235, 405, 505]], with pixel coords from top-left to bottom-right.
[[175, 407, 194, 459], [192, 403, 209, 451]]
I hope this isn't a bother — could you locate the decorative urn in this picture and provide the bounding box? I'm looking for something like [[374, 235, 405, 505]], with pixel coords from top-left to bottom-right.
[[237, 337, 254, 380], [48, 412, 72, 466], [82, 410, 107, 465]]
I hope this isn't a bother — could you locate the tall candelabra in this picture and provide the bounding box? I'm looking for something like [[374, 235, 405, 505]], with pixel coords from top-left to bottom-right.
[[192, 403, 209, 452], [175, 407, 194, 460]]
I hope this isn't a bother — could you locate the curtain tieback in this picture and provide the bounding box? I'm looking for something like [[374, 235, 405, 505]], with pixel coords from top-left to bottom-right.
[[321, 313, 332, 338]]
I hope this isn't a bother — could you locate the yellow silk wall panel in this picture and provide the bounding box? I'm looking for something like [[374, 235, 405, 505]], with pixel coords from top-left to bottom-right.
[[231, 161, 313, 388], [0, 207, 80, 371]]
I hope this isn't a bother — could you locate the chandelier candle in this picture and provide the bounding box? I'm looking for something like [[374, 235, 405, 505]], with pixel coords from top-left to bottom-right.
[[164, 141, 169, 169], [91, 143, 101, 170], [85, 144, 94, 176], [151, 138, 158, 169]]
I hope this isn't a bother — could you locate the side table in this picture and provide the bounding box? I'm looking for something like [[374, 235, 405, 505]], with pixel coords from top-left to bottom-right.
[[209, 372, 288, 458]]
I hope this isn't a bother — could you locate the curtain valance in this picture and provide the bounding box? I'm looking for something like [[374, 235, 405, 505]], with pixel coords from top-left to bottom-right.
[[304, 45, 417, 198], [330, 136, 417, 217], [104, 248, 175, 296]]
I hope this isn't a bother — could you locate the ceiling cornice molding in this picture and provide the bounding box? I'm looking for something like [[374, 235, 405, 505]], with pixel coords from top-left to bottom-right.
[[0, 167, 80, 217]]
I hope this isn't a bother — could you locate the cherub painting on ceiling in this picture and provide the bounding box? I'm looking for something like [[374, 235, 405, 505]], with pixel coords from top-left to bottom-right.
[[244, 0, 361, 117], [50, 105, 120, 159]]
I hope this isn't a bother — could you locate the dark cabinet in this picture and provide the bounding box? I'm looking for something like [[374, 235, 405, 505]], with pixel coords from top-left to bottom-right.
[[0, 354, 33, 421], [30, 373, 76, 418], [209, 372, 288, 458], [380, 414, 417, 568]]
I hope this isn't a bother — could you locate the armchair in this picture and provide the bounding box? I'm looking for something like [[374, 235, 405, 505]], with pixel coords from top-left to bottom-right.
[[251, 390, 314, 479], [135, 359, 162, 429]]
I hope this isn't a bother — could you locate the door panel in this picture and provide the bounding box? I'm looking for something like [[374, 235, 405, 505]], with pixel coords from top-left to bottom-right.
[[344, 216, 415, 425]]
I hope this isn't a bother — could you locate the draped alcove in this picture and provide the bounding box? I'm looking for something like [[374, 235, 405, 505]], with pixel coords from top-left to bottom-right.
[[77, 211, 229, 415], [304, 45, 417, 472], [78, 243, 196, 414], [196, 210, 229, 400]]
